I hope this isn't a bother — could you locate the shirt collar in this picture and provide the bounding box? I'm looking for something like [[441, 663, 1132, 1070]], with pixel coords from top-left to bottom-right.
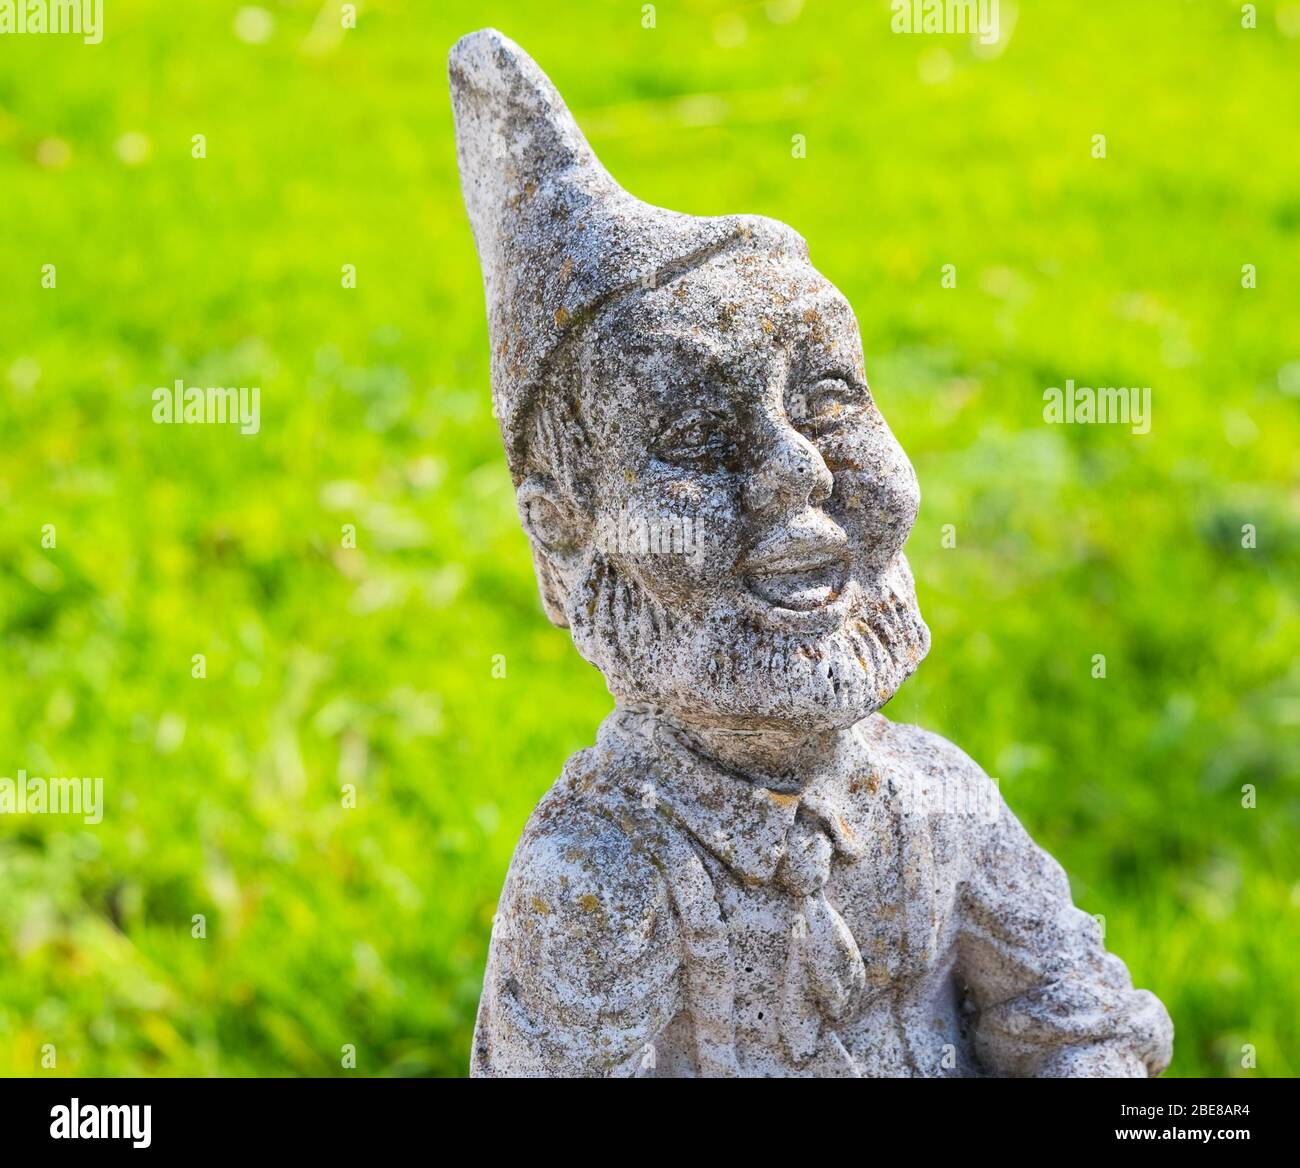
[[598, 707, 867, 884]]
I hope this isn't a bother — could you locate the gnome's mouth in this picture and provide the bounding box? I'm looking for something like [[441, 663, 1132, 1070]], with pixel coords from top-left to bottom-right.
[[743, 557, 849, 612]]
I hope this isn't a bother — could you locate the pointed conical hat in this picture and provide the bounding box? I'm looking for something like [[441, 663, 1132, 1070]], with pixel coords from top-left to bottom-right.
[[448, 29, 807, 474]]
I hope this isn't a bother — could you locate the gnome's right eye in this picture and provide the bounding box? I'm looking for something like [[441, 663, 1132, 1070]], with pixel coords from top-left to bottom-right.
[[653, 409, 736, 470]]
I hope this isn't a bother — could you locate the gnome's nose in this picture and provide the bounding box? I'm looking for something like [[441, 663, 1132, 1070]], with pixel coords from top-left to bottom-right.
[[742, 423, 834, 518]]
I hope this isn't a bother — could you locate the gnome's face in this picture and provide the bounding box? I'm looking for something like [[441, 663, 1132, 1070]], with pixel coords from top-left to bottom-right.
[[449, 29, 929, 731], [546, 250, 931, 732]]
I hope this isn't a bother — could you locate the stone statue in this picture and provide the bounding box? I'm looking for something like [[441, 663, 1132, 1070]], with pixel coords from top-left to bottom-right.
[[449, 28, 1174, 1078]]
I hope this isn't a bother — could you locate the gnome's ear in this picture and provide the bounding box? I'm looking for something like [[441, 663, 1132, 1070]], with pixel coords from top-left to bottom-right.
[[516, 476, 589, 627]]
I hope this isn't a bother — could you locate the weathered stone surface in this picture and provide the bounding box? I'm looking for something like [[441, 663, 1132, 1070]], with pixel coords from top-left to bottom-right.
[[449, 28, 1174, 1078]]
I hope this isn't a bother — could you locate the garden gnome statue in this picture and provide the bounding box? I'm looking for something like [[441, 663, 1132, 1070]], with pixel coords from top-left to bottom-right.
[[449, 28, 1174, 1078]]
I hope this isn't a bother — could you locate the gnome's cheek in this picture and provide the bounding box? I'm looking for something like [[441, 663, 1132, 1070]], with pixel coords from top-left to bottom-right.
[[603, 469, 744, 551], [821, 423, 917, 506], [829, 475, 919, 569], [615, 528, 741, 606]]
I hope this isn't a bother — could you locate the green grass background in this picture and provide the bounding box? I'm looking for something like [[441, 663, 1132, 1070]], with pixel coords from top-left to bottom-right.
[[1, 0, 1297, 1077]]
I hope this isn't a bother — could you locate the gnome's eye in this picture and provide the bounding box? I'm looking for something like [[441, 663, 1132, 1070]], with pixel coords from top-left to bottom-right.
[[794, 377, 868, 435], [653, 409, 737, 470]]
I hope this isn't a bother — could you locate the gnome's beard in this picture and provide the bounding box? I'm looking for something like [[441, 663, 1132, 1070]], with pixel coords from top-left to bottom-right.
[[566, 549, 930, 730]]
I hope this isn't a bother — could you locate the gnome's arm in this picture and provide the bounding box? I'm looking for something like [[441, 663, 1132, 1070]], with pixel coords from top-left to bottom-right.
[[955, 771, 1174, 1078], [471, 807, 683, 1077]]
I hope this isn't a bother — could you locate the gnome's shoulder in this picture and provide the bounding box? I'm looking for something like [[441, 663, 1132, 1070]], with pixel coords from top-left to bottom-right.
[[477, 750, 683, 1076], [853, 714, 1009, 867], [499, 748, 678, 980], [855, 712, 995, 788]]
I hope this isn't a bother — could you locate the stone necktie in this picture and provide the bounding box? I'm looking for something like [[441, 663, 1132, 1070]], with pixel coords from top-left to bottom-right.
[[773, 810, 867, 1064]]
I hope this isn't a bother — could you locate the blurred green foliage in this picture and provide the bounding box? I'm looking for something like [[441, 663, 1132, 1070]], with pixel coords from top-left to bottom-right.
[[1, 0, 1297, 1077]]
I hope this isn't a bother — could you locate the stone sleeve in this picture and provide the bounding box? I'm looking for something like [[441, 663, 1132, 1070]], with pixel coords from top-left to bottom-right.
[[956, 773, 1174, 1078], [470, 807, 684, 1077]]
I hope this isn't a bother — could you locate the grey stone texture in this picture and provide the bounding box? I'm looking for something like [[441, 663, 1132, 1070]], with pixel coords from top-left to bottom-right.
[[449, 28, 1174, 1078]]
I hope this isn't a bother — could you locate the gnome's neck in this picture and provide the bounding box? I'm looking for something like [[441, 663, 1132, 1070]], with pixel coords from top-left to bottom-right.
[[643, 707, 853, 793]]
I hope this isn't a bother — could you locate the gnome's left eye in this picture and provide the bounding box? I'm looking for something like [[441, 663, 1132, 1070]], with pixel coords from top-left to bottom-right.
[[796, 377, 867, 434]]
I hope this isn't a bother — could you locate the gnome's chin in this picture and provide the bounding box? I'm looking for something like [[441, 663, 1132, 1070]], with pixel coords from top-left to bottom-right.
[[567, 555, 930, 733]]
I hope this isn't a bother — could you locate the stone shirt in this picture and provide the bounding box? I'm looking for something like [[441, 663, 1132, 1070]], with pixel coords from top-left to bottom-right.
[[472, 707, 1173, 1077]]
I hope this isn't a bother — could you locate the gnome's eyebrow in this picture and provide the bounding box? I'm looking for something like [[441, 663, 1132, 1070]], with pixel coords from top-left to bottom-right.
[[629, 332, 727, 376]]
